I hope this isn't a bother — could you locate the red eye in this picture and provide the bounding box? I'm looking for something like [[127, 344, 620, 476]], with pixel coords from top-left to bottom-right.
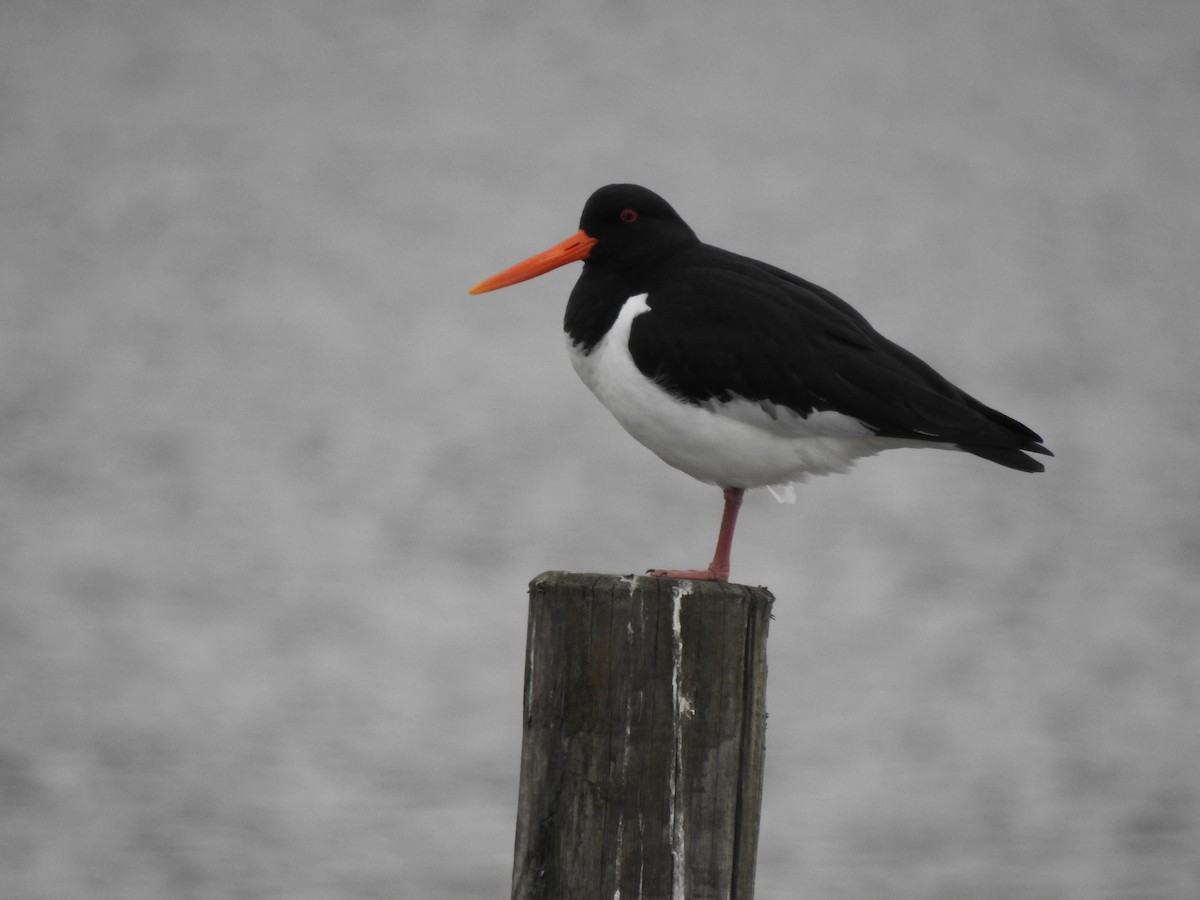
[[619, 208, 638, 223]]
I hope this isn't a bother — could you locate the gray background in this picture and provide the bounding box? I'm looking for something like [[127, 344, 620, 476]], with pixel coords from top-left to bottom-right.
[[3, 2, 1198, 898]]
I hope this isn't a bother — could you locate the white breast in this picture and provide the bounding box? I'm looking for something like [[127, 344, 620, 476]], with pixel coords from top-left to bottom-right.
[[567, 294, 923, 499]]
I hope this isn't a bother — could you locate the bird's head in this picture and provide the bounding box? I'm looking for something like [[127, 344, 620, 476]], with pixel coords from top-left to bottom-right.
[[469, 184, 696, 295]]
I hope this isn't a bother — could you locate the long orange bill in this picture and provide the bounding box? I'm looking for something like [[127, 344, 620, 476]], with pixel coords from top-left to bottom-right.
[[469, 229, 597, 295]]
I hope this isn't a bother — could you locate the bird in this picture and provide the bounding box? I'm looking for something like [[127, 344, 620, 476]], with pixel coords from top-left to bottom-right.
[[469, 184, 1051, 582]]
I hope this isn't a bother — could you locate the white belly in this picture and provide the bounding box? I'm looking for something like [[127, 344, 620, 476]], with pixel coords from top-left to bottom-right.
[[567, 294, 921, 498]]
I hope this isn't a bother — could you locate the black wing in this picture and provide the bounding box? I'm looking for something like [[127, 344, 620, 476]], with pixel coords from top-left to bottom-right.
[[627, 245, 1052, 472]]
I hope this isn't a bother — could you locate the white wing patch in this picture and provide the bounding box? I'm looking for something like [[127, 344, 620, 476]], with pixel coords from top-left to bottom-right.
[[767, 483, 797, 504], [698, 395, 874, 439]]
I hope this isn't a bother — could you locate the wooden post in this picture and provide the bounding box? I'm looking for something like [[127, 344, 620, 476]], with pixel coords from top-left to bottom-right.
[[513, 571, 774, 900]]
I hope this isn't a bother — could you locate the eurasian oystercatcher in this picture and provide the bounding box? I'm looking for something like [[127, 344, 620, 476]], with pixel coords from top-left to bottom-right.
[[470, 184, 1051, 582]]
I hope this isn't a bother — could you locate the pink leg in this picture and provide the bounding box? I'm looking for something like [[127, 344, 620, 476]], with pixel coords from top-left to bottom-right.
[[649, 487, 744, 583]]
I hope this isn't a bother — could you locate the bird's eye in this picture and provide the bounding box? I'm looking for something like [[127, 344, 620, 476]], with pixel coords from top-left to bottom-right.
[[619, 208, 638, 223]]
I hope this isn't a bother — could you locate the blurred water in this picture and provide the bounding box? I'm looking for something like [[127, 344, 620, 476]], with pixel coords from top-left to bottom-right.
[[1, 1, 1198, 898]]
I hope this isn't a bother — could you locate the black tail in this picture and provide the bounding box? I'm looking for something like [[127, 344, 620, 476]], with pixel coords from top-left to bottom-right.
[[944, 386, 1053, 472], [959, 441, 1053, 473]]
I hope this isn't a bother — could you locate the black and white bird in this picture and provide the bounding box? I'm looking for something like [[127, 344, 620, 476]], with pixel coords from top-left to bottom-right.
[[470, 184, 1051, 582]]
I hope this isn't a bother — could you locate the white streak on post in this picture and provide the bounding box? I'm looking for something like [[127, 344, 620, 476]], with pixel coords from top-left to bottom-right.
[[612, 811, 624, 900], [612, 688, 634, 900], [669, 581, 691, 900]]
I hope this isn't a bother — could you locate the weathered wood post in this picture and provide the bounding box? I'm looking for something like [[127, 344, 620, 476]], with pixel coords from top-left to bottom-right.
[[512, 571, 774, 900]]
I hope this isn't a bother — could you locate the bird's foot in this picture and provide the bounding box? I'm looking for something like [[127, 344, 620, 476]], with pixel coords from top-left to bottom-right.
[[646, 487, 741, 584], [647, 566, 728, 583]]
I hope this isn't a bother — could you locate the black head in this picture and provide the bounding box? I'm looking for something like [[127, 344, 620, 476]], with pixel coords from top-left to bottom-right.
[[469, 184, 697, 296], [577, 184, 698, 269]]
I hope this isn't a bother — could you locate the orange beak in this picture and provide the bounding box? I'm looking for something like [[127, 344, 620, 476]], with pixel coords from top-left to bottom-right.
[[469, 229, 597, 295]]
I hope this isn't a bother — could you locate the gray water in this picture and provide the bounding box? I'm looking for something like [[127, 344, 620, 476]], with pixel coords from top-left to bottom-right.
[[2, 2, 1198, 897]]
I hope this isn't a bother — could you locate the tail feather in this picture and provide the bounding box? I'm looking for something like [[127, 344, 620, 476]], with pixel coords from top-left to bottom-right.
[[959, 441, 1053, 473]]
